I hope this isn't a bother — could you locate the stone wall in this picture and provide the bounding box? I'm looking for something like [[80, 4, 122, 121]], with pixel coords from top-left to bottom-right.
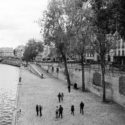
[[37, 63, 125, 107]]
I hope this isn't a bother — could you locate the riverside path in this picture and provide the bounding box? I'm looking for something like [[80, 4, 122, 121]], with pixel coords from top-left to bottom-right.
[[15, 66, 125, 125]]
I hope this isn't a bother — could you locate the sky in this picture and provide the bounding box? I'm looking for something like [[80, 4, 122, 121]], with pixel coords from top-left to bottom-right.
[[0, 0, 49, 48]]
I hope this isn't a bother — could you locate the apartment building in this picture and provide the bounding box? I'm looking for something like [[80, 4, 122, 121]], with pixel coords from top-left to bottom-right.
[[0, 47, 14, 57], [113, 39, 125, 65]]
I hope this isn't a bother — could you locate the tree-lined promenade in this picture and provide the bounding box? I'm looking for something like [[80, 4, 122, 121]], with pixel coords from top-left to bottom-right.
[[12, 0, 125, 124], [15, 65, 125, 125], [21, 0, 125, 102]]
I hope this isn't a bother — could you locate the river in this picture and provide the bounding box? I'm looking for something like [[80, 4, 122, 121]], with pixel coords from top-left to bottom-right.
[[0, 64, 19, 125]]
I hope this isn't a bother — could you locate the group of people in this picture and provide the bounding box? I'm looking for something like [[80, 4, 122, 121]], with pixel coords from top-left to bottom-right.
[[55, 105, 63, 119], [55, 92, 64, 119], [71, 101, 84, 116], [57, 92, 64, 102], [35, 93, 84, 119], [36, 104, 43, 117], [51, 66, 59, 74], [55, 92, 85, 120]]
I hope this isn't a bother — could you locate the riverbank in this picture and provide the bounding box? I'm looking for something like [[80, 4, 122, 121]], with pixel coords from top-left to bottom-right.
[[12, 66, 21, 125], [0, 64, 19, 125], [14, 66, 125, 125]]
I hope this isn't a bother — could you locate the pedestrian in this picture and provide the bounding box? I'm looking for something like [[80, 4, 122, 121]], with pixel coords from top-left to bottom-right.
[[52, 66, 54, 72], [59, 105, 63, 118], [56, 67, 59, 73], [61, 93, 64, 102], [41, 74, 43, 78], [58, 93, 61, 103], [19, 77, 21, 82], [56, 67, 59, 78], [39, 105, 43, 116], [68, 86, 70, 93], [36, 104, 39, 116], [71, 105, 75, 115], [80, 101, 84, 115], [55, 106, 59, 119]]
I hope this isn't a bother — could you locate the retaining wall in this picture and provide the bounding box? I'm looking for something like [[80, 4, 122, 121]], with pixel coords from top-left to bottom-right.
[[37, 63, 125, 107]]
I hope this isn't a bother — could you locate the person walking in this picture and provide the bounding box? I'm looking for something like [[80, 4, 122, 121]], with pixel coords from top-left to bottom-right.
[[55, 106, 59, 119], [52, 66, 54, 72], [19, 77, 21, 82], [56, 67, 59, 78], [71, 105, 75, 116], [68, 86, 70, 93], [39, 105, 43, 116], [61, 93, 64, 102], [59, 105, 63, 118], [41, 74, 43, 79], [36, 104, 39, 116], [58, 93, 61, 103], [80, 101, 84, 115], [56, 67, 59, 73]]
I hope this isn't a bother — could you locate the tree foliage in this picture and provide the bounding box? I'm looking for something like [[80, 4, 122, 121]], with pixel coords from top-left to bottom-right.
[[64, 0, 93, 91], [91, 0, 125, 38], [90, 0, 117, 102], [23, 39, 44, 62]]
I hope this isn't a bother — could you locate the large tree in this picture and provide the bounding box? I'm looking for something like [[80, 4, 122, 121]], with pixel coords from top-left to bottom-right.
[[42, 0, 72, 92], [91, 0, 116, 102], [23, 39, 44, 63], [64, 0, 92, 91]]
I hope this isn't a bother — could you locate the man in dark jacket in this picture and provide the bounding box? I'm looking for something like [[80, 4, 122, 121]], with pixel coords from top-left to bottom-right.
[[59, 105, 63, 118], [71, 105, 75, 115], [36, 104, 39, 116], [39, 105, 43, 116], [80, 101, 84, 115], [58, 93, 61, 103]]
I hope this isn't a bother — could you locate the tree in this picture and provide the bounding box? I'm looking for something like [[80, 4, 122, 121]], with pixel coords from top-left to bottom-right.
[[91, 0, 116, 102], [42, 0, 72, 92], [107, 0, 125, 39], [65, 0, 92, 91], [23, 39, 44, 63], [90, 0, 125, 39]]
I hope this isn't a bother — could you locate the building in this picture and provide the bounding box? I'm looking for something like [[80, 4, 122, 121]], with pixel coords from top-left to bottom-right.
[[113, 38, 125, 65], [0, 47, 14, 57]]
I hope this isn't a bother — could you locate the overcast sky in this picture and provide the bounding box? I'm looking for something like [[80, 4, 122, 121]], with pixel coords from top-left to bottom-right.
[[0, 0, 49, 48]]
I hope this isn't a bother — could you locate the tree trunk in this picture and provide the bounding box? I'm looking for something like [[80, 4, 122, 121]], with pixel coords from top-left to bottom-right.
[[81, 54, 85, 91], [62, 53, 71, 93], [101, 63, 106, 102]]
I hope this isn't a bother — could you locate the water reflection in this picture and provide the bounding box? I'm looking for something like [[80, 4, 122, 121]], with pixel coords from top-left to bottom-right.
[[0, 64, 19, 125]]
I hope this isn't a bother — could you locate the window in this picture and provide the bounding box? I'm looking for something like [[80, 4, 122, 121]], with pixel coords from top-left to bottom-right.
[[122, 50, 124, 56], [122, 41, 124, 48], [118, 42, 120, 49], [118, 50, 120, 56]]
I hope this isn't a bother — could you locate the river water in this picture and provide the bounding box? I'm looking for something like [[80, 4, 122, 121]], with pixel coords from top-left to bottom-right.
[[0, 64, 19, 125]]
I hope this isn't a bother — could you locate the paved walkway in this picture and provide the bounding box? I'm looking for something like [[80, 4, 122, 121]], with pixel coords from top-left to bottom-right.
[[16, 67, 125, 125]]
